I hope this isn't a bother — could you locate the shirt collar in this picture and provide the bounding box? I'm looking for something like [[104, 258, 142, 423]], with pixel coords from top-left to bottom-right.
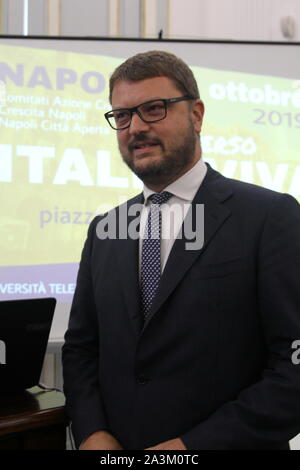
[[143, 158, 207, 204]]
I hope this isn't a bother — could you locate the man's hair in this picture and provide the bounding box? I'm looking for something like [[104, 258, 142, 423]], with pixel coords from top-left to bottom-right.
[[109, 50, 200, 103]]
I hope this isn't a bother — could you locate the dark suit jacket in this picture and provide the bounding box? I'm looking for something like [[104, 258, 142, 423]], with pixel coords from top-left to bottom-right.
[[62, 164, 300, 449]]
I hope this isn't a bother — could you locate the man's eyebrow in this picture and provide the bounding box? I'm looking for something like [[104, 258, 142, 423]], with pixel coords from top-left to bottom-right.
[[112, 97, 164, 110]]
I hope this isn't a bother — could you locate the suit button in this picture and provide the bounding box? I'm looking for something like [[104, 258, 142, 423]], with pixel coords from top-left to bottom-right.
[[137, 375, 148, 385]]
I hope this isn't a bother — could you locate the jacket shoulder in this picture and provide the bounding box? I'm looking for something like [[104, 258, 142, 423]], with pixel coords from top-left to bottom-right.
[[205, 162, 299, 207]]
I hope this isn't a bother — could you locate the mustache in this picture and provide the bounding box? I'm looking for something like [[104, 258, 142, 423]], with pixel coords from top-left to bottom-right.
[[128, 135, 164, 151]]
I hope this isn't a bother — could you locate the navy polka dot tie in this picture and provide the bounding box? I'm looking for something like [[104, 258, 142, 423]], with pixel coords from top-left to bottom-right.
[[140, 191, 173, 319]]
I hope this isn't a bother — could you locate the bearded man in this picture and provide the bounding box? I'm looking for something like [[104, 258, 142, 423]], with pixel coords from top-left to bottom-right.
[[63, 50, 300, 450]]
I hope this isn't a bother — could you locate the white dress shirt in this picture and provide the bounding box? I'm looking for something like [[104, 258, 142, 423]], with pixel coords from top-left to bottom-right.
[[139, 158, 207, 276]]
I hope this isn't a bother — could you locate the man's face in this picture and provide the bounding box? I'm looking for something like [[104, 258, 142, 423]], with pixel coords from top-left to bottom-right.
[[111, 76, 204, 188]]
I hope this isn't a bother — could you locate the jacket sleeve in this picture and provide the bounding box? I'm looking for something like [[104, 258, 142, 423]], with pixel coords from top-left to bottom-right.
[[181, 193, 300, 449], [62, 217, 108, 449]]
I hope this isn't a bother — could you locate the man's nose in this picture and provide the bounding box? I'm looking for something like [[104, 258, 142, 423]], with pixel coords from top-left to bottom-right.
[[128, 112, 150, 134]]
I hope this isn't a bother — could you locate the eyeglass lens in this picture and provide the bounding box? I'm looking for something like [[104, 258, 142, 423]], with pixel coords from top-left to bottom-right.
[[110, 100, 166, 129]]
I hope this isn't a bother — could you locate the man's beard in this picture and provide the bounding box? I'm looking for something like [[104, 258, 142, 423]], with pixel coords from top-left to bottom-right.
[[119, 120, 197, 186]]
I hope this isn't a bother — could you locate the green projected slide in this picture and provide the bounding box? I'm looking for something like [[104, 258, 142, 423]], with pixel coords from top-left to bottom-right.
[[0, 42, 299, 301]]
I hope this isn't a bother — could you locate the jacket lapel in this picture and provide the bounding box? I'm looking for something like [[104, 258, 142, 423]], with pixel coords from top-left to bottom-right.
[[115, 193, 144, 334], [142, 165, 233, 330]]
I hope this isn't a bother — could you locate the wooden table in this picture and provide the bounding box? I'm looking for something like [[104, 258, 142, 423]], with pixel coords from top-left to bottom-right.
[[0, 386, 68, 450]]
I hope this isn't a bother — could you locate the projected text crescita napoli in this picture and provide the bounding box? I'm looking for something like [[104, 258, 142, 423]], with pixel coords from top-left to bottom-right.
[[0, 63, 105, 94]]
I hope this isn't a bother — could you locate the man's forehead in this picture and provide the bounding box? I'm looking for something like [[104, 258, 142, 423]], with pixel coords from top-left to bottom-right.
[[111, 76, 182, 108]]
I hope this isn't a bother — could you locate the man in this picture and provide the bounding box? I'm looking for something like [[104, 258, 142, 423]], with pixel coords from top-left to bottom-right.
[[62, 50, 300, 450]]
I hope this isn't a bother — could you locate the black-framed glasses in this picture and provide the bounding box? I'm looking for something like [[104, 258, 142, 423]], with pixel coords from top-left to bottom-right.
[[104, 96, 196, 130]]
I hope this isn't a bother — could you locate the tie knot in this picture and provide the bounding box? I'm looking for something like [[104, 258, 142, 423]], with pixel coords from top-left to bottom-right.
[[149, 191, 172, 206]]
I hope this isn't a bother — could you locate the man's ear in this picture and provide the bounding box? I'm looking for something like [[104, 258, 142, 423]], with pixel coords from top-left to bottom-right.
[[191, 99, 205, 134]]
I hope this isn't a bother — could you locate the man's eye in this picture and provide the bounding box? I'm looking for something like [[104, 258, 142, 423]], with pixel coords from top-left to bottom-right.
[[144, 103, 164, 115], [114, 111, 129, 122]]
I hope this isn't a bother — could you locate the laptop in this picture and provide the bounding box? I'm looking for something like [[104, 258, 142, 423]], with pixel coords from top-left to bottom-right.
[[0, 297, 56, 393]]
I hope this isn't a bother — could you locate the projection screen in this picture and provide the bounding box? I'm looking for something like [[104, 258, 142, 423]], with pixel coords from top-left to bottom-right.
[[0, 37, 299, 338]]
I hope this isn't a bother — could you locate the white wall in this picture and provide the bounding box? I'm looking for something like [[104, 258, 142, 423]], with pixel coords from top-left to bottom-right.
[[1, 0, 299, 41], [168, 0, 300, 41], [60, 0, 109, 36]]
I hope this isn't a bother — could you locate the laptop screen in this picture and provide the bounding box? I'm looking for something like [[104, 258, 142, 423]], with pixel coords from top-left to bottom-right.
[[0, 297, 56, 392]]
